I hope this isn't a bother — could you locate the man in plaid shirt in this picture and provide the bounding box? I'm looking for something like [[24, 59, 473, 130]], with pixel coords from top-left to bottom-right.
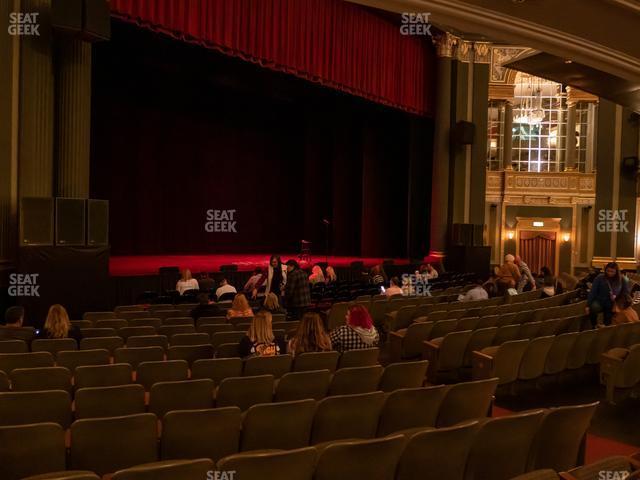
[[284, 259, 311, 321]]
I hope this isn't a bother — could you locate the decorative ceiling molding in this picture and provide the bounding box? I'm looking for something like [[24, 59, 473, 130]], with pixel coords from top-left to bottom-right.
[[490, 45, 536, 84]]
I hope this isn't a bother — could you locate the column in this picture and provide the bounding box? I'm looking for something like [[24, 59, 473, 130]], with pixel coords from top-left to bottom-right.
[[19, 0, 54, 198], [428, 32, 457, 258], [565, 100, 577, 171], [503, 101, 513, 170], [56, 37, 92, 198]]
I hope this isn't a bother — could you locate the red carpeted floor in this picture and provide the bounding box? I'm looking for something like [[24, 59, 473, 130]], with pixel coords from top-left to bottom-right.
[[109, 254, 412, 276]]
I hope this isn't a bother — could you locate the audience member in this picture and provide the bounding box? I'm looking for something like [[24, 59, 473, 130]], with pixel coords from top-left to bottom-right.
[[540, 276, 558, 298], [215, 277, 237, 301], [38, 304, 82, 342], [288, 312, 332, 355], [284, 259, 311, 321], [244, 268, 266, 298], [421, 263, 439, 280], [496, 254, 521, 293], [369, 264, 387, 286], [612, 293, 639, 325], [385, 276, 403, 297], [325, 265, 337, 283], [265, 255, 287, 296], [190, 293, 225, 320], [0, 306, 34, 343], [226, 293, 254, 319], [262, 292, 286, 315], [176, 269, 199, 295], [198, 272, 215, 292], [309, 265, 325, 284], [458, 278, 489, 302], [514, 255, 536, 293], [329, 305, 379, 353], [238, 311, 286, 357], [587, 262, 629, 327]]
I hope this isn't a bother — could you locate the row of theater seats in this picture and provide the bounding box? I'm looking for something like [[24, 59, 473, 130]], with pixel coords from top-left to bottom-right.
[[0, 398, 600, 480], [600, 341, 640, 403]]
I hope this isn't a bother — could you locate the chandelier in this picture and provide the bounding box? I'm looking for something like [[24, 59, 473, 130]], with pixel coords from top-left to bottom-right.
[[514, 76, 545, 125]]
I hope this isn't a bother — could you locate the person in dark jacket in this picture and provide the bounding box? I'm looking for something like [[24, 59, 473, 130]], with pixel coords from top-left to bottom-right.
[[587, 262, 629, 327], [190, 293, 226, 321], [284, 259, 311, 321], [0, 306, 35, 344]]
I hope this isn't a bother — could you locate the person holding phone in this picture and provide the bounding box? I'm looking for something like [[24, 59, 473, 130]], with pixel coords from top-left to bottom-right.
[[586, 262, 629, 327]]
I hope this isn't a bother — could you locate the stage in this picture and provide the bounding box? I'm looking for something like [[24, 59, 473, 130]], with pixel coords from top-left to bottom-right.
[[109, 254, 412, 277]]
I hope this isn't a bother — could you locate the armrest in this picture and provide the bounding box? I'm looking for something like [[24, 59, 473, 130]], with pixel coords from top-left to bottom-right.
[[472, 350, 495, 381], [388, 331, 405, 362], [600, 353, 624, 381], [384, 312, 398, 332], [422, 340, 441, 383]]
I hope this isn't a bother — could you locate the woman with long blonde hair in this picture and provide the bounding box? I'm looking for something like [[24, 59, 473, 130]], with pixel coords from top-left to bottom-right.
[[262, 292, 286, 314], [226, 292, 254, 319], [39, 304, 82, 342], [176, 268, 199, 295], [239, 311, 285, 357], [288, 312, 331, 355]]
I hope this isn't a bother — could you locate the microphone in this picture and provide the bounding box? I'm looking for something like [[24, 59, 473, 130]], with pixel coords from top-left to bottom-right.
[[322, 218, 330, 225]]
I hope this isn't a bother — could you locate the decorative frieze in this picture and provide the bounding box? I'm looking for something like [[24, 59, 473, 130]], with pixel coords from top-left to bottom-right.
[[486, 171, 596, 205]]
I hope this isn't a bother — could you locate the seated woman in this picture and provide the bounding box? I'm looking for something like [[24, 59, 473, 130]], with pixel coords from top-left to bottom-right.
[[288, 312, 332, 356], [239, 311, 286, 357], [176, 268, 199, 295], [612, 294, 640, 325], [38, 304, 82, 343], [262, 292, 286, 315], [308, 265, 325, 285], [329, 305, 379, 353], [226, 293, 254, 319], [325, 265, 337, 284]]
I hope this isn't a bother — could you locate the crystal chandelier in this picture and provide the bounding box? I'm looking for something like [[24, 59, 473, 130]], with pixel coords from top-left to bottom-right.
[[514, 76, 545, 125]]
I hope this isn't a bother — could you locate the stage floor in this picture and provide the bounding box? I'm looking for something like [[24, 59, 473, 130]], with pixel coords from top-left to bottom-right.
[[109, 254, 410, 276]]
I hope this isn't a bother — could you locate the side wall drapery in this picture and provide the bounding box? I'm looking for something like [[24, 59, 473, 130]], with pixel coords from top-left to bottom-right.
[[109, 0, 435, 116], [519, 232, 556, 275]]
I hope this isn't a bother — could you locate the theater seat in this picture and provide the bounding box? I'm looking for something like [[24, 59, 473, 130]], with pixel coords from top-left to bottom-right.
[[167, 344, 214, 366], [149, 379, 215, 418], [0, 390, 72, 428], [137, 360, 189, 390], [389, 322, 434, 362], [338, 348, 379, 368], [0, 352, 54, 374], [114, 346, 164, 370], [192, 358, 243, 384], [292, 351, 340, 372], [275, 370, 331, 401], [217, 447, 317, 479], [112, 459, 215, 480], [314, 435, 406, 480], [600, 344, 640, 403], [0, 340, 29, 353], [562, 455, 640, 480], [215, 375, 274, 411], [22, 472, 100, 480], [57, 349, 110, 372], [75, 384, 146, 419], [0, 371, 8, 391], [377, 385, 447, 436], [75, 363, 132, 389], [328, 365, 384, 395], [10, 367, 72, 393], [378, 360, 428, 392], [0, 423, 66, 480], [80, 336, 124, 354], [436, 377, 498, 428], [244, 354, 293, 378]]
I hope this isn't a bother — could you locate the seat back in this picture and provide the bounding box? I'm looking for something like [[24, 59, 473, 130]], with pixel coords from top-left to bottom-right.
[[566, 330, 596, 369], [0, 340, 28, 353], [57, 349, 110, 372], [315, 435, 406, 480], [216, 375, 274, 411], [396, 421, 480, 480], [456, 317, 480, 332], [163, 317, 195, 326], [338, 348, 379, 368], [328, 365, 384, 395], [327, 302, 350, 330], [463, 328, 498, 367], [217, 447, 317, 479], [114, 347, 164, 370], [428, 319, 458, 340], [0, 422, 66, 480], [167, 344, 214, 366], [75, 384, 146, 419], [31, 338, 78, 356], [563, 455, 636, 480], [244, 354, 293, 379], [436, 378, 499, 427], [544, 333, 578, 375], [84, 311, 116, 321], [149, 379, 214, 418], [128, 318, 162, 329], [137, 360, 189, 390], [0, 352, 54, 374], [95, 319, 128, 330], [10, 367, 72, 393], [275, 370, 331, 401], [118, 326, 157, 342], [464, 410, 545, 480], [191, 358, 243, 384], [394, 305, 418, 330], [519, 336, 555, 380], [377, 385, 447, 436], [112, 459, 215, 480], [161, 407, 241, 463], [126, 335, 169, 350], [80, 327, 117, 338], [489, 339, 530, 385], [587, 326, 616, 364], [70, 413, 158, 476], [378, 361, 428, 392], [80, 336, 124, 354], [402, 322, 434, 358], [169, 333, 209, 346], [493, 325, 520, 345], [436, 330, 474, 371], [0, 390, 72, 428], [517, 321, 542, 340], [311, 391, 385, 444], [75, 363, 132, 389], [292, 351, 340, 372], [529, 402, 598, 472], [211, 331, 246, 349], [241, 399, 316, 451]]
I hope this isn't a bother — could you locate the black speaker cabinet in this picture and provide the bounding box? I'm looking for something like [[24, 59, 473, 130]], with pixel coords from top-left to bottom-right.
[[20, 197, 54, 246], [472, 224, 484, 246], [83, 0, 111, 41], [56, 198, 86, 246], [451, 223, 474, 246], [51, 0, 83, 33], [87, 199, 109, 246]]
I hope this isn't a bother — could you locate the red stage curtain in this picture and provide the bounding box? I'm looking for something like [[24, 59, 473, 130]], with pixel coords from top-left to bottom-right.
[[519, 232, 556, 275], [109, 0, 435, 115]]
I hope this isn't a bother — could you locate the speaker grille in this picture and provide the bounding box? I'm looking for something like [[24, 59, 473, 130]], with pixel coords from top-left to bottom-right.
[[87, 199, 109, 246], [56, 198, 86, 246], [20, 197, 54, 246]]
